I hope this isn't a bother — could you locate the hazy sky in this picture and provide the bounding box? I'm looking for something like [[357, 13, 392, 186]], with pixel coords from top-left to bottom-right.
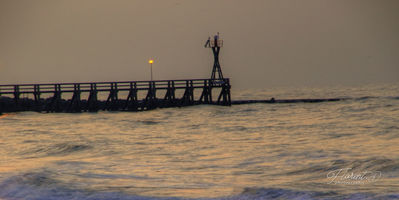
[[0, 0, 398, 88]]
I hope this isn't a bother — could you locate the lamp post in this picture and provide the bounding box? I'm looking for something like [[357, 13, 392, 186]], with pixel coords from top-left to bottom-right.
[[148, 59, 154, 81]]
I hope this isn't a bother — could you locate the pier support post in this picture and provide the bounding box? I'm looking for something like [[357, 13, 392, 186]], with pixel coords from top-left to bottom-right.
[[125, 82, 138, 111], [14, 85, 20, 110], [181, 80, 194, 106], [163, 81, 176, 107], [143, 81, 157, 110], [67, 84, 82, 112], [105, 83, 119, 111], [199, 79, 213, 104], [46, 84, 62, 112], [33, 85, 41, 102], [33, 85, 42, 112], [87, 83, 98, 112], [217, 79, 231, 106]]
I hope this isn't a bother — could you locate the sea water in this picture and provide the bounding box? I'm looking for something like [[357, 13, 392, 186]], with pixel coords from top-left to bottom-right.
[[0, 83, 398, 200]]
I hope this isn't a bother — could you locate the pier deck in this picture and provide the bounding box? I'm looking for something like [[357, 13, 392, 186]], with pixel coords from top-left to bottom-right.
[[0, 79, 231, 113]]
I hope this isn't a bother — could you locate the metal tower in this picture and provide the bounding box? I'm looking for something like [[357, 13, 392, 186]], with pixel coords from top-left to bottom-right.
[[205, 34, 224, 80]]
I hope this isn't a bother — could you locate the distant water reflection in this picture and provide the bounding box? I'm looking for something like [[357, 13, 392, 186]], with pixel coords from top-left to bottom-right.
[[0, 84, 398, 199]]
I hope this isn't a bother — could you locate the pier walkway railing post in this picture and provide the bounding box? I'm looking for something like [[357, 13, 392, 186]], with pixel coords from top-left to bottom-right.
[[13, 85, 20, 111], [33, 85, 42, 112]]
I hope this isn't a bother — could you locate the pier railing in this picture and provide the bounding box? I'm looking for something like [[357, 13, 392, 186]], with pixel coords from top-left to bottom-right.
[[0, 79, 231, 113]]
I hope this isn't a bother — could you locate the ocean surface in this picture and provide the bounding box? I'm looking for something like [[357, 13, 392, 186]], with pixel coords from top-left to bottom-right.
[[0, 83, 398, 200]]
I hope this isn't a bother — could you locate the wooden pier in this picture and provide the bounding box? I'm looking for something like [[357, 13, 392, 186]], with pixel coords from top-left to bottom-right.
[[0, 79, 231, 113], [0, 34, 349, 114], [0, 34, 235, 114]]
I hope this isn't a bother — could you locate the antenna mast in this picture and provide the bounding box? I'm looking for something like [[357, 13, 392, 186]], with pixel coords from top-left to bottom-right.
[[205, 33, 224, 80]]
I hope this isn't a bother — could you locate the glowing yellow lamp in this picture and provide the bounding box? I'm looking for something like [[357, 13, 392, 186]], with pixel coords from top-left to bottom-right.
[[148, 59, 154, 64]]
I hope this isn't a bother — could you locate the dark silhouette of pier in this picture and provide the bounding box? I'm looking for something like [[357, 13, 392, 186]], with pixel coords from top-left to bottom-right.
[[0, 35, 346, 114], [0, 79, 231, 113], [0, 34, 233, 114]]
